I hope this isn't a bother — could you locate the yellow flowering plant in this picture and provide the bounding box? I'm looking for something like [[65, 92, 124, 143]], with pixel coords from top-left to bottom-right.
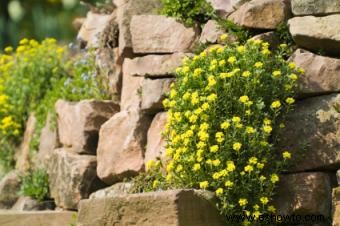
[[131, 37, 302, 224]]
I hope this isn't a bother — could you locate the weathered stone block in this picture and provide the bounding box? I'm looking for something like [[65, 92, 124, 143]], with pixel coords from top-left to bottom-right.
[[89, 182, 132, 199], [56, 100, 119, 154], [200, 20, 225, 44], [130, 15, 199, 53], [120, 67, 144, 111], [333, 187, 340, 226], [77, 190, 225, 226], [291, 0, 340, 16], [48, 148, 106, 210]]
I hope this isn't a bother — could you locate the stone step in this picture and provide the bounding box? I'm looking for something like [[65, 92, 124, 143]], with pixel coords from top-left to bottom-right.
[[0, 211, 76, 226]]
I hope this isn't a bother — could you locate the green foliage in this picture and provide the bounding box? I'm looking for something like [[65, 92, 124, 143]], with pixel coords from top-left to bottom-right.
[[160, 0, 215, 26], [275, 23, 295, 48], [216, 19, 251, 43], [19, 169, 50, 201], [133, 39, 304, 224]]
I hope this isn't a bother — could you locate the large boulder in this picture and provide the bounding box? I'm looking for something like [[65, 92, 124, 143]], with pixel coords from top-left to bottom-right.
[[114, 0, 161, 57], [288, 15, 340, 55], [278, 94, 340, 172], [334, 187, 340, 226], [15, 114, 36, 172], [48, 148, 106, 210], [77, 11, 118, 49], [130, 15, 199, 53], [199, 20, 225, 44], [121, 65, 144, 111], [123, 53, 187, 78], [275, 173, 331, 220], [290, 49, 340, 96], [89, 182, 132, 199], [207, 0, 249, 17], [228, 0, 290, 29], [145, 112, 167, 165], [77, 190, 225, 226], [96, 110, 152, 185], [56, 100, 119, 154], [141, 79, 173, 113], [291, 0, 340, 16], [0, 171, 21, 209]]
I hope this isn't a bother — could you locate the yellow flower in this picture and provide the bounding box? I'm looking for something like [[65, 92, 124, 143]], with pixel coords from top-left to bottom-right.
[[146, 160, 156, 170], [288, 62, 296, 69], [245, 126, 255, 134], [297, 68, 305, 74], [232, 116, 241, 123], [207, 93, 217, 102], [182, 66, 190, 73], [261, 49, 271, 55], [256, 163, 264, 169], [4, 46, 13, 53], [166, 174, 172, 182], [200, 123, 209, 130], [268, 205, 276, 213], [19, 38, 29, 45], [248, 157, 258, 164], [253, 211, 261, 219], [263, 125, 272, 134], [221, 121, 230, 129], [244, 165, 254, 173], [197, 141, 206, 149], [212, 159, 221, 167], [219, 34, 228, 41], [207, 76, 217, 87], [233, 142, 242, 151], [239, 95, 249, 103], [270, 174, 279, 183], [263, 118, 271, 125], [280, 43, 287, 49], [289, 73, 298, 80], [228, 56, 236, 64], [242, 71, 251, 77], [219, 60, 226, 67], [201, 102, 210, 110], [260, 197, 269, 205], [271, 100, 281, 109], [253, 204, 260, 210], [193, 163, 201, 171], [212, 172, 221, 179], [239, 198, 248, 207], [237, 45, 245, 53], [225, 180, 234, 187], [210, 145, 219, 153], [152, 180, 159, 189], [183, 92, 190, 100], [16, 46, 26, 53], [286, 97, 295, 105], [193, 68, 203, 77], [272, 70, 281, 78], [199, 181, 209, 189], [169, 89, 177, 98], [176, 164, 183, 172], [226, 161, 236, 172], [165, 148, 174, 157], [166, 161, 174, 172], [254, 62, 263, 68], [282, 151, 292, 159], [259, 175, 266, 182], [200, 51, 207, 58], [215, 132, 224, 143], [189, 115, 198, 123], [215, 188, 224, 196]]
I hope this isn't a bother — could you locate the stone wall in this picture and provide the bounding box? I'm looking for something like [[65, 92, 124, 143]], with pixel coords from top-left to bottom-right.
[[0, 0, 339, 225]]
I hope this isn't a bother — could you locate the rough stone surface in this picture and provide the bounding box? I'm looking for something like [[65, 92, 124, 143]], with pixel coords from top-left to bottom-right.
[[0, 171, 21, 209], [278, 94, 340, 171], [89, 182, 132, 199], [130, 15, 199, 53], [11, 197, 55, 211], [56, 100, 119, 154], [228, 0, 290, 29], [145, 112, 167, 165], [200, 20, 225, 44], [207, 0, 249, 17], [120, 67, 144, 111], [275, 173, 331, 220], [123, 53, 187, 78], [33, 114, 59, 170], [288, 15, 340, 55], [334, 187, 340, 226], [114, 0, 161, 56], [97, 110, 152, 185], [77, 11, 117, 49], [290, 49, 340, 96], [48, 148, 106, 210], [0, 211, 76, 226], [77, 190, 225, 226], [291, 0, 340, 16], [141, 78, 173, 113], [251, 31, 281, 50], [15, 114, 36, 171], [337, 170, 340, 186]]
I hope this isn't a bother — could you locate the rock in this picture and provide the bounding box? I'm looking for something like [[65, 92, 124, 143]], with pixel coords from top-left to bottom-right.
[[56, 100, 119, 154], [275, 173, 331, 220], [278, 94, 340, 171], [77, 11, 118, 49], [0, 211, 76, 226], [123, 53, 187, 78], [114, 0, 161, 57], [33, 114, 59, 170], [15, 114, 36, 172], [11, 197, 55, 211], [288, 15, 340, 55], [290, 49, 340, 96], [130, 15, 199, 53], [77, 189, 225, 226], [337, 170, 340, 186], [333, 187, 340, 226], [145, 112, 167, 165], [97, 110, 152, 185], [0, 171, 21, 209], [89, 182, 132, 199], [291, 0, 340, 16], [48, 148, 106, 210], [141, 79, 173, 113], [228, 0, 290, 29], [251, 31, 281, 50], [207, 0, 248, 17], [95, 48, 122, 99], [120, 66, 144, 111], [199, 20, 225, 44]]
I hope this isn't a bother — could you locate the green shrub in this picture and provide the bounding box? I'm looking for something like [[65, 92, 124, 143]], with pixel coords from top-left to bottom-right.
[[20, 169, 50, 201], [160, 0, 215, 25], [132, 38, 304, 224]]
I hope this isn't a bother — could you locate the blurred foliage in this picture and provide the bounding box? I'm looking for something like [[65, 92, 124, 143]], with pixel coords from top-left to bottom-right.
[[19, 168, 50, 201]]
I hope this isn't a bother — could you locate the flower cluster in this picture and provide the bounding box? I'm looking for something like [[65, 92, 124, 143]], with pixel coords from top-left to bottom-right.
[[149, 38, 301, 224]]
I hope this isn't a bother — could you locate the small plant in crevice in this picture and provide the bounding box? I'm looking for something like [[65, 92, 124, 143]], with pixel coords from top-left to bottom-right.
[[19, 169, 50, 202], [216, 19, 251, 44], [275, 22, 295, 50], [130, 38, 304, 225]]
